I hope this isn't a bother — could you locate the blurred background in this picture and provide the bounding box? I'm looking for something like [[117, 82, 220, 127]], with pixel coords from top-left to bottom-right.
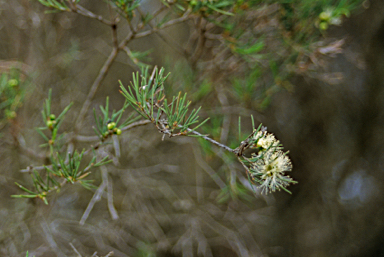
[[1, 0, 384, 256]]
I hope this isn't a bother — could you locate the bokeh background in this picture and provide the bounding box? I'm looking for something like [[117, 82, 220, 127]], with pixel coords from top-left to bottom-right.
[[1, 0, 384, 256]]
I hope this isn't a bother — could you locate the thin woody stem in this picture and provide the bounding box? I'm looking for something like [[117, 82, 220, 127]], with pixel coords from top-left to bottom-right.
[[72, 5, 115, 26], [134, 10, 192, 39], [74, 47, 119, 133], [186, 128, 236, 153]]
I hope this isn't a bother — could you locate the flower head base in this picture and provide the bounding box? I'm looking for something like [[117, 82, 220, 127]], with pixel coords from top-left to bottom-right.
[[253, 130, 281, 150], [249, 149, 294, 194]]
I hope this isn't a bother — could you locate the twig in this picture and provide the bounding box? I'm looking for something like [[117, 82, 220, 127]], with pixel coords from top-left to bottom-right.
[[112, 134, 120, 158], [75, 135, 100, 142], [72, 5, 115, 26], [69, 242, 82, 257], [79, 175, 107, 225], [137, 7, 187, 58], [16, 134, 47, 160], [190, 17, 207, 69], [138, 5, 168, 28], [121, 45, 144, 70], [121, 119, 151, 131], [104, 166, 119, 220], [74, 47, 119, 133], [134, 10, 192, 39], [187, 128, 235, 153]]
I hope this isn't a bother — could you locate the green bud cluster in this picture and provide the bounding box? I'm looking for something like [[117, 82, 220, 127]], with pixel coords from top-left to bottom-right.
[[106, 122, 122, 135], [8, 79, 19, 87], [318, 10, 332, 31], [107, 122, 116, 130], [319, 11, 330, 21], [5, 110, 16, 119], [46, 114, 57, 129]]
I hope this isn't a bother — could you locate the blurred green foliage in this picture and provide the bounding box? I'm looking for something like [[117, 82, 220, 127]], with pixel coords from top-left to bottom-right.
[[0, 69, 25, 131]]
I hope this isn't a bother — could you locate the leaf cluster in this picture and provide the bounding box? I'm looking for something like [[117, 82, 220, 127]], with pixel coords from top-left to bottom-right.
[[36, 89, 73, 149], [93, 97, 139, 140], [110, 0, 141, 19], [120, 67, 209, 137], [37, 0, 77, 12], [13, 150, 110, 204]]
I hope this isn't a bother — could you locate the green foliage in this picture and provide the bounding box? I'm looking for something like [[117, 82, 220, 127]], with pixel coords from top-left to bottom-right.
[[280, 0, 363, 39], [25, 251, 35, 257], [119, 67, 209, 137], [136, 242, 156, 257], [14, 0, 364, 205], [93, 97, 139, 140], [110, 0, 142, 19], [12, 149, 110, 204], [2, 0, 370, 255], [0, 69, 25, 130], [126, 49, 153, 69], [197, 116, 223, 158], [12, 90, 112, 204], [36, 89, 73, 150], [37, 0, 72, 12]]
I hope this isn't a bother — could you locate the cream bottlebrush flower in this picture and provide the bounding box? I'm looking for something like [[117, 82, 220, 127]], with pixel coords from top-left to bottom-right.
[[250, 149, 294, 194], [253, 130, 281, 150]]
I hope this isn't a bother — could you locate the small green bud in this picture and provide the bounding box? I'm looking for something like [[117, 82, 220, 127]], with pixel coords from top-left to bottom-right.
[[49, 114, 56, 120], [319, 21, 329, 30], [319, 12, 331, 21], [8, 79, 18, 87], [46, 120, 54, 129], [107, 122, 116, 130], [5, 110, 16, 119], [115, 128, 122, 135], [190, 0, 197, 5]]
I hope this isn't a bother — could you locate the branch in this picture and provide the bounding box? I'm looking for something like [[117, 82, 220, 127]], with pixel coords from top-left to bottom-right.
[[74, 47, 119, 132], [134, 10, 192, 39], [186, 128, 236, 153], [72, 5, 115, 26]]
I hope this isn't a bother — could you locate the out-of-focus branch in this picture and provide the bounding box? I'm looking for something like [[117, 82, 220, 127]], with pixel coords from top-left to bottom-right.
[[74, 47, 119, 133], [137, 7, 187, 58], [134, 10, 192, 39], [71, 5, 115, 26], [189, 17, 206, 69]]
